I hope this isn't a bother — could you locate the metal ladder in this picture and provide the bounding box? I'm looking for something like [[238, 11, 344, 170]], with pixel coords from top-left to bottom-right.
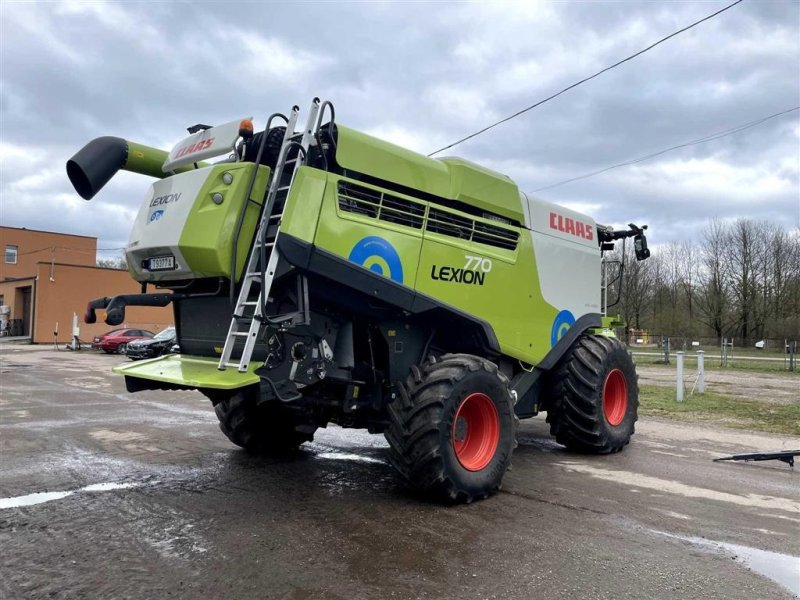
[[218, 99, 322, 372]]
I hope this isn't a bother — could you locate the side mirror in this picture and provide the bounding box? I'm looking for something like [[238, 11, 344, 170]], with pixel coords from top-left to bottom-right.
[[634, 233, 650, 261]]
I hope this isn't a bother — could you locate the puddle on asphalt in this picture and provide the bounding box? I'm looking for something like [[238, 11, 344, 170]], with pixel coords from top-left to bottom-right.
[[0, 482, 139, 509], [654, 530, 800, 595], [315, 451, 386, 465]]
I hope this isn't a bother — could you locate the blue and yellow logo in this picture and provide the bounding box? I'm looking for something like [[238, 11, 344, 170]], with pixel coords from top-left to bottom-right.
[[550, 309, 575, 347], [348, 236, 404, 284]]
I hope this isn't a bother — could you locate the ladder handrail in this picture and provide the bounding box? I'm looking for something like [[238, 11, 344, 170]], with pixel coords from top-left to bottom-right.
[[260, 141, 307, 319], [218, 99, 324, 373], [229, 111, 291, 306]]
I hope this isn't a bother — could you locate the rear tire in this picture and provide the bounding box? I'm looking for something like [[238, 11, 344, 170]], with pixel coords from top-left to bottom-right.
[[546, 335, 638, 453], [385, 354, 516, 504], [116, 343, 127, 355], [206, 385, 316, 454]]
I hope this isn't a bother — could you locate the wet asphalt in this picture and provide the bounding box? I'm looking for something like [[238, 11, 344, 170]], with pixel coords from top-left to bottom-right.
[[1, 345, 798, 599]]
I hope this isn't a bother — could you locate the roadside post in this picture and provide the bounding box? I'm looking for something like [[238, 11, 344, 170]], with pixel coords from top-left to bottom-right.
[[69, 312, 81, 351], [676, 351, 685, 402], [696, 350, 705, 394], [721, 337, 731, 367]]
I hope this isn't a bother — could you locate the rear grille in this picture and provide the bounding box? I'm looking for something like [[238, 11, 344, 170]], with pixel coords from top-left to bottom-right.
[[337, 181, 519, 251]]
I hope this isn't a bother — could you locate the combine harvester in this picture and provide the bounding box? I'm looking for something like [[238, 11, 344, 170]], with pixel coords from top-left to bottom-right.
[[67, 98, 651, 503]]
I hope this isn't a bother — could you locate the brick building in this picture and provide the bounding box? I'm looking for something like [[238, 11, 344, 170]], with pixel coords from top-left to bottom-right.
[[0, 226, 172, 344]]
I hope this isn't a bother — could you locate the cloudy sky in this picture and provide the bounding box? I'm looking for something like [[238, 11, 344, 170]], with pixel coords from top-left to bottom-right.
[[1, 0, 798, 259]]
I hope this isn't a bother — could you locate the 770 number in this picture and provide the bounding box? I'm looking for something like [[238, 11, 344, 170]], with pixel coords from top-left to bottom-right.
[[464, 255, 492, 272]]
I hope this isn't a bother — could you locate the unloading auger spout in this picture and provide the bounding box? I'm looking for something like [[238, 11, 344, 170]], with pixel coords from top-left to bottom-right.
[[66, 137, 199, 200]]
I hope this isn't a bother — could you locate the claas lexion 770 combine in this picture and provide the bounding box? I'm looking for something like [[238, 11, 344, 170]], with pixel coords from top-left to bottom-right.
[[67, 98, 650, 503]]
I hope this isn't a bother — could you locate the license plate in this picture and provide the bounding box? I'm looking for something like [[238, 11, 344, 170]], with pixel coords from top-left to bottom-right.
[[146, 256, 175, 271]]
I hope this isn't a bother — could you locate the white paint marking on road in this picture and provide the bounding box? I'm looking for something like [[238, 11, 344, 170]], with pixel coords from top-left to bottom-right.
[[654, 530, 800, 596], [0, 482, 140, 509], [556, 462, 800, 514]]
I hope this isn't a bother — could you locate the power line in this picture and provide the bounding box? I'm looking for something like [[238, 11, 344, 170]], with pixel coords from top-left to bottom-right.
[[531, 106, 800, 192], [16, 245, 125, 257], [427, 0, 745, 157]]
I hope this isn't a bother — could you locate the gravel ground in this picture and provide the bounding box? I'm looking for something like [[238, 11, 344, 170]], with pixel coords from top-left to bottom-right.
[[1, 344, 798, 599], [635, 363, 800, 404]]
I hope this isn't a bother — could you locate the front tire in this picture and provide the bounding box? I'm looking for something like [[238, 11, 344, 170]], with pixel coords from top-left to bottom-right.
[[206, 385, 316, 454], [546, 335, 638, 453], [385, 354, 516, 504]]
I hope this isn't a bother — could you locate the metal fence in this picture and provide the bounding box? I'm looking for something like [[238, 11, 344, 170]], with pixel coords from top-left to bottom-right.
[[627, 333, 798, 372]]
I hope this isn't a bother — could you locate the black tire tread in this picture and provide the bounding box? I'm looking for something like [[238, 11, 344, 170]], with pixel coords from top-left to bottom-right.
[[548, 335, 638, 454], [209, 386, 315, 454], [385, 354, 515, 504]]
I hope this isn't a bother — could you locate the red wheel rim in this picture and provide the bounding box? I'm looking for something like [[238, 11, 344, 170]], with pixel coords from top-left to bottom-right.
[[452, 392, 500, 471], [603, 369, 628, 426]]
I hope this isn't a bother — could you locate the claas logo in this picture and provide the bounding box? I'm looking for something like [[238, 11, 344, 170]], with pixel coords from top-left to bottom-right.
[[549, 212, 594, 241], [175, 138, 215, 158]]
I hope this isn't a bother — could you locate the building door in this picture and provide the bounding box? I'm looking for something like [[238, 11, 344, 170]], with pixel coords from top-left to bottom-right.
[[21, 286, 32, 336]]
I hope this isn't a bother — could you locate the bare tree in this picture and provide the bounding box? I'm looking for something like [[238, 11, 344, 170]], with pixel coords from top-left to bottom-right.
[[96, 252, 128, 270], [724, 219, 760, 342], [697, 219, 730, 339], [606, 243, 653, 331], [677, 239, 700, 335]]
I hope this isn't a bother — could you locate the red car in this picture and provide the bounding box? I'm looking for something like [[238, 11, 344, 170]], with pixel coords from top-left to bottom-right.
[[91, 329, 154, 354]]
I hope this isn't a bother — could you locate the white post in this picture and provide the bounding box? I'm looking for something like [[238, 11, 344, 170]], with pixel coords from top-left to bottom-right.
[[676, 351, 685, 402], [697, 350, 705, 394], [70, 312, 80, 350]]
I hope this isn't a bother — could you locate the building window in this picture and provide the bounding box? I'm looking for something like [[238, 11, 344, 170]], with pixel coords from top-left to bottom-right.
[[4, 245, 18, 264]]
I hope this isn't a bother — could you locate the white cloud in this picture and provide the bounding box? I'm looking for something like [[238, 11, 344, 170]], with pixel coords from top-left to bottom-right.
[[362, 124, 433, 155], [629, 157, 795, 201], [0, 0, 797, 249], [424, 83, 498, 125]]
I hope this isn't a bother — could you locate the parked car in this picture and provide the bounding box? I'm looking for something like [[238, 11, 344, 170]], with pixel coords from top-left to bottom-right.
[[126, 327, 176, 360], [92, 329, 154, 354]]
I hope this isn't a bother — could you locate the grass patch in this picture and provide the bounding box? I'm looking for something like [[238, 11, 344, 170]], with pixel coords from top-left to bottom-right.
[[639, 385, 800, 436]]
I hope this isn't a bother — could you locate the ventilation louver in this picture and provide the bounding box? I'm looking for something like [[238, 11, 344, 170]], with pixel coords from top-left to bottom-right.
[[338, 181, 424, 229], [338, 181, 519, 251]]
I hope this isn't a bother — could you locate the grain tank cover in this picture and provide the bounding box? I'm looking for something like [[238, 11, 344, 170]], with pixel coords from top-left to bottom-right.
[[163, 117, 252, 173], [334, 125, 525, 224]]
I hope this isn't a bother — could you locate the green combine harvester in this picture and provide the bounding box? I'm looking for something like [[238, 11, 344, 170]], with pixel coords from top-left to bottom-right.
[[67, 98, 650, 503]]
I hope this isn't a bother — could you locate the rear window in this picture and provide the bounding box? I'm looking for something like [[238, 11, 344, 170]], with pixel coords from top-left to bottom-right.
[[153, 328, 175, 341]]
